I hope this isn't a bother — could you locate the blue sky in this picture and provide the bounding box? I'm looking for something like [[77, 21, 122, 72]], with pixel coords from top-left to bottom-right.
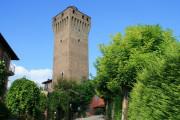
[[1, 0, 180, 85]]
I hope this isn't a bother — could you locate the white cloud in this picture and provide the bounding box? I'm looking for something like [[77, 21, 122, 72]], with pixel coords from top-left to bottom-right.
[[9, 65, 52, 87]]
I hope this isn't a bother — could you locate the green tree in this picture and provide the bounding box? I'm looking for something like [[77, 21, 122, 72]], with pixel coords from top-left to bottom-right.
[[129, 43, 180, 119], [95, 25, 179, 120], [6, 78, 41, 119], [71, 80, 95, 115], [48, 80, 77, 119], [38, 92, 47, 117], [48, 79, 95, 119], [48, 88, 70, 119], [95, 34, 122, 119]]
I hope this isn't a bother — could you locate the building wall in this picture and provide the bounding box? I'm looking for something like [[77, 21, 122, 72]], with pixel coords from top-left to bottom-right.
[[52, 6, 91, 85], [0, 46, 11, 99], [0, 47, 3, 58], [0, 45, 11, 71], [44, 82, 53, 92]]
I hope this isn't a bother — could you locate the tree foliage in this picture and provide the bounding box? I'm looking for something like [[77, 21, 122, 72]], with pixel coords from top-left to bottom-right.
[[48, 80, 77, 113], [95, 25, 180, 119], [6, 78, 42, 119], [48, 79, 95, 119], [38, 92, 47, 113], [0, 60, 9, 119], [96, 25, 177, 94], [0, 60, 6, 97], [129, 43, 180, 119], [71, 80, 96, 113], [95, 33, 122, 100]]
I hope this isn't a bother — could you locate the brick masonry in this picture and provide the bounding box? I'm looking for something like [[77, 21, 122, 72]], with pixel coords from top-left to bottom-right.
[[52, 6, 91, 85]]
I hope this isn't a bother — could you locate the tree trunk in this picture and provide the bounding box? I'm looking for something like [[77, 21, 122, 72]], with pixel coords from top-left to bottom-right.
[[111, 101, 114, 120], [105, 100, 109, 120], [121, 87, 129, 120], [105, 99, 114, 120]]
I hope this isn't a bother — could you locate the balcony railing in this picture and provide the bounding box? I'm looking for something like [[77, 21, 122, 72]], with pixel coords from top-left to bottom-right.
[[7, 63, 15, 76]]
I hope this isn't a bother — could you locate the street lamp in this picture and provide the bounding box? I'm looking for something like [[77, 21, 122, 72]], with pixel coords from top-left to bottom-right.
[[69, 103, 72, 119], [16, 109, 20, 119], [77, 106, 81, 118], [54, 111, 56, 120], [25, 110, 28, 120]]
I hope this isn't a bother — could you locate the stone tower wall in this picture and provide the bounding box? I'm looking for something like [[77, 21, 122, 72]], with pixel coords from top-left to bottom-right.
[[52, 6, 91, 85]]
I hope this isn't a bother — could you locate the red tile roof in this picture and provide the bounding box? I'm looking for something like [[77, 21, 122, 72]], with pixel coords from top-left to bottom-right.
[[90, 96, 105, 108]]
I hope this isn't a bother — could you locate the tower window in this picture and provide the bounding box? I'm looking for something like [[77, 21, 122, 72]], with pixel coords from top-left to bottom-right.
[[87, 18, 89, 21], [78, 39, 80, 43], [61, 72, 64, 79], [73, 10, 75, 14], [62, 13, 64, 17], [60, 40, 62, 43], [82, 15, 84, 19]]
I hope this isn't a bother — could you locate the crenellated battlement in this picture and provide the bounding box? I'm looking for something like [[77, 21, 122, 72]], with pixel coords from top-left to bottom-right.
[[53, 6, 91, 34]]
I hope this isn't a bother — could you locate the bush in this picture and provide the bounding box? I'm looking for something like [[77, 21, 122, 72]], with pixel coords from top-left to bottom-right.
[[6, 78, 43, 119]]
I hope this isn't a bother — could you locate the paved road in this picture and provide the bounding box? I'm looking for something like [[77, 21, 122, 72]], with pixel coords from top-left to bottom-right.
[[75, 115, 105, 120]]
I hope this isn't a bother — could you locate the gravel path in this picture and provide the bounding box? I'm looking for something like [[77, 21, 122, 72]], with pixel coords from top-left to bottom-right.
[[75, 115, 105, 120]]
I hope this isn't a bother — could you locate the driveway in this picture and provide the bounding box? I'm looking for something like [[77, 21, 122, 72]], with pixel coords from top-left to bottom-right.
[[75, 115, 105, 120]]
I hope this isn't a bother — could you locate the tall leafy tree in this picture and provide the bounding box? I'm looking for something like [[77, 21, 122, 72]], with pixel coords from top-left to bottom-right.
[[6, 78, 41, 119], [129, 43, 180, 119], [95, 33, 123, 119], [95, 25, 179, 120]]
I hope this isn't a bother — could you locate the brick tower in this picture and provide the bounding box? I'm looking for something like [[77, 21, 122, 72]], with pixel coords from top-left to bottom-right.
[[52, 6, 91, 85]]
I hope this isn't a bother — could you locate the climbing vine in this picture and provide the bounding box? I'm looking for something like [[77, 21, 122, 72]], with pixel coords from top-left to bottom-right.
[[0, 60, 6, 97]]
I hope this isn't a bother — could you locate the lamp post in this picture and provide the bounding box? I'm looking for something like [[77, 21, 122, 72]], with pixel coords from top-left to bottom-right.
[[54, 111, 56, 120], [77, 106, 81, 118], [17, 109, 20, 119], [69, 103, 72, 120], [25, 110, 28, 120], [16, 109, 19, 119]]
